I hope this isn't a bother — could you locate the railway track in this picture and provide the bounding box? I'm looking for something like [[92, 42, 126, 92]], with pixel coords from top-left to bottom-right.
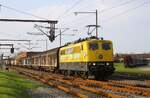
[[10, 66, 150, 98], [109, 73, 150, 80]]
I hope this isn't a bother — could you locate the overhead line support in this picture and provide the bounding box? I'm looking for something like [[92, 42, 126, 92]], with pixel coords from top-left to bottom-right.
[[0, 18, 58, 42], [0, 19, 58, 23], [74, 9, 99, 37]]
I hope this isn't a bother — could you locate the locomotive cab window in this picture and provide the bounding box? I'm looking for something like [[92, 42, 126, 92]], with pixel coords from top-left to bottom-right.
[[102, 43, 111, 50], [89, 43, 99, 50]]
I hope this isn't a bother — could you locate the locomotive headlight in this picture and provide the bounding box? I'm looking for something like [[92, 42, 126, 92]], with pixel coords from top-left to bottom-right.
[[106, 63, 109, 66], [93, 63, 96, 66]]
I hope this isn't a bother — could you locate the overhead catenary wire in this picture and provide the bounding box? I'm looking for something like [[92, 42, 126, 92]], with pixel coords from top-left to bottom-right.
[[57, 0, 84, 20], [101, 0, 137, 13], [58, 0, 140, 31], [0, 4, 47, 20], [0, 1, 149, 36], [62, 0, 149, 31], [103, 0, 150, 23]]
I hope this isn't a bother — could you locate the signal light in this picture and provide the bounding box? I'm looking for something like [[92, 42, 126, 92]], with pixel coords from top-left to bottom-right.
[[10, 47, 14, 54], [48, 29, 55, 42], [48, 34, 55, 42]]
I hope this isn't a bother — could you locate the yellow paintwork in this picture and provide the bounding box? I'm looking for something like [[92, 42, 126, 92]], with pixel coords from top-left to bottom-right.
[[59, 39, 113, 63]]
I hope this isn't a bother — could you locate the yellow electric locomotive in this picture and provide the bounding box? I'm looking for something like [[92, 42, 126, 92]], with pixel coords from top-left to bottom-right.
[[13, 37, 114, 80], [59, 37, 115, 80]]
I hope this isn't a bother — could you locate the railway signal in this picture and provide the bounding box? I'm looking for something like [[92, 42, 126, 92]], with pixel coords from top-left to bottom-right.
[[49, 31, 55, 42], [10, 47, 14, 54], [0, 39, 32, 53], [34, 24, 56, 42], [0, 44, 14, 54]]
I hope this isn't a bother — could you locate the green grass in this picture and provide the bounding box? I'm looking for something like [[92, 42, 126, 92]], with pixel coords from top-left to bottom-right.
[[114, 63, 150, 74], [0, 70, 45, 98]]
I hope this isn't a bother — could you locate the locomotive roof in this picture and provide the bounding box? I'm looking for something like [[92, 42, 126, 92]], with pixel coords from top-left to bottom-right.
[[64, 36, 111, 46], [42, 47, 60, 53]]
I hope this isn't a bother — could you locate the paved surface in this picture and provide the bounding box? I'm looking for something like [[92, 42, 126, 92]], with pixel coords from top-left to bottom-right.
[[140, 65, 150, 71]]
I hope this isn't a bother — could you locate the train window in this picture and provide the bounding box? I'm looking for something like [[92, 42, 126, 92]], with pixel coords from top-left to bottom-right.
[[74, 46, 81, 53], [102, 43, 111, 50], [65, 48, 73, 54], [60, 50, 65, 55], [89, 43, 98, 50]]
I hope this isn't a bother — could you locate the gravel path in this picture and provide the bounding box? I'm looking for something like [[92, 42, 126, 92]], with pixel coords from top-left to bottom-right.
[[27, 87, 77, 98]]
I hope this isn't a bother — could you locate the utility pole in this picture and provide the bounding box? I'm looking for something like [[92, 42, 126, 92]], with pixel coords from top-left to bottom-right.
[[28, 40, 31, 51], [58, 32, 75, 47], [56, 28, 69, 47], [60, 30, 62, 47], [74, 9, 99, 37], [96, 9, 98, 37], [55, 28, 75, 47]]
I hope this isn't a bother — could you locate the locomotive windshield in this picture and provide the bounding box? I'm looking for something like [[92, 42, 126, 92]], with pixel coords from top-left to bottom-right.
[[102, 43, 111, 50], [89, 43, 99, 50]]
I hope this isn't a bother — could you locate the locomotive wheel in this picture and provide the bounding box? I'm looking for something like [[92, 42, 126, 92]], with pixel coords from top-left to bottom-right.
[[81, 72, 88, 79], [61, 70, 68, 76], [73, 71, 80, 78], [64, 70, 69, 76], [54, 69, 59, 74], [74, 71, 78, 77]]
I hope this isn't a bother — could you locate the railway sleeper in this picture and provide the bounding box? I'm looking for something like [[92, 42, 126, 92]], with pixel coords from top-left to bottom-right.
[[45, 75, 123, 98], [18, 70, 89, 98]]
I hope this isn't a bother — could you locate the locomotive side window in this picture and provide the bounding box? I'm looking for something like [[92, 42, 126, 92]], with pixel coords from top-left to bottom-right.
[[65, 48, 73, 54], [102, 43, 111, 50], [74, 46, 81, 53], [89, 43, 98, 50], [60, 50, 65, 55]]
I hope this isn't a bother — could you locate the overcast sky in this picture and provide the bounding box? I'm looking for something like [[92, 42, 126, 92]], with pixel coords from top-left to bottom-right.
[[0, 0, 150, 56]]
